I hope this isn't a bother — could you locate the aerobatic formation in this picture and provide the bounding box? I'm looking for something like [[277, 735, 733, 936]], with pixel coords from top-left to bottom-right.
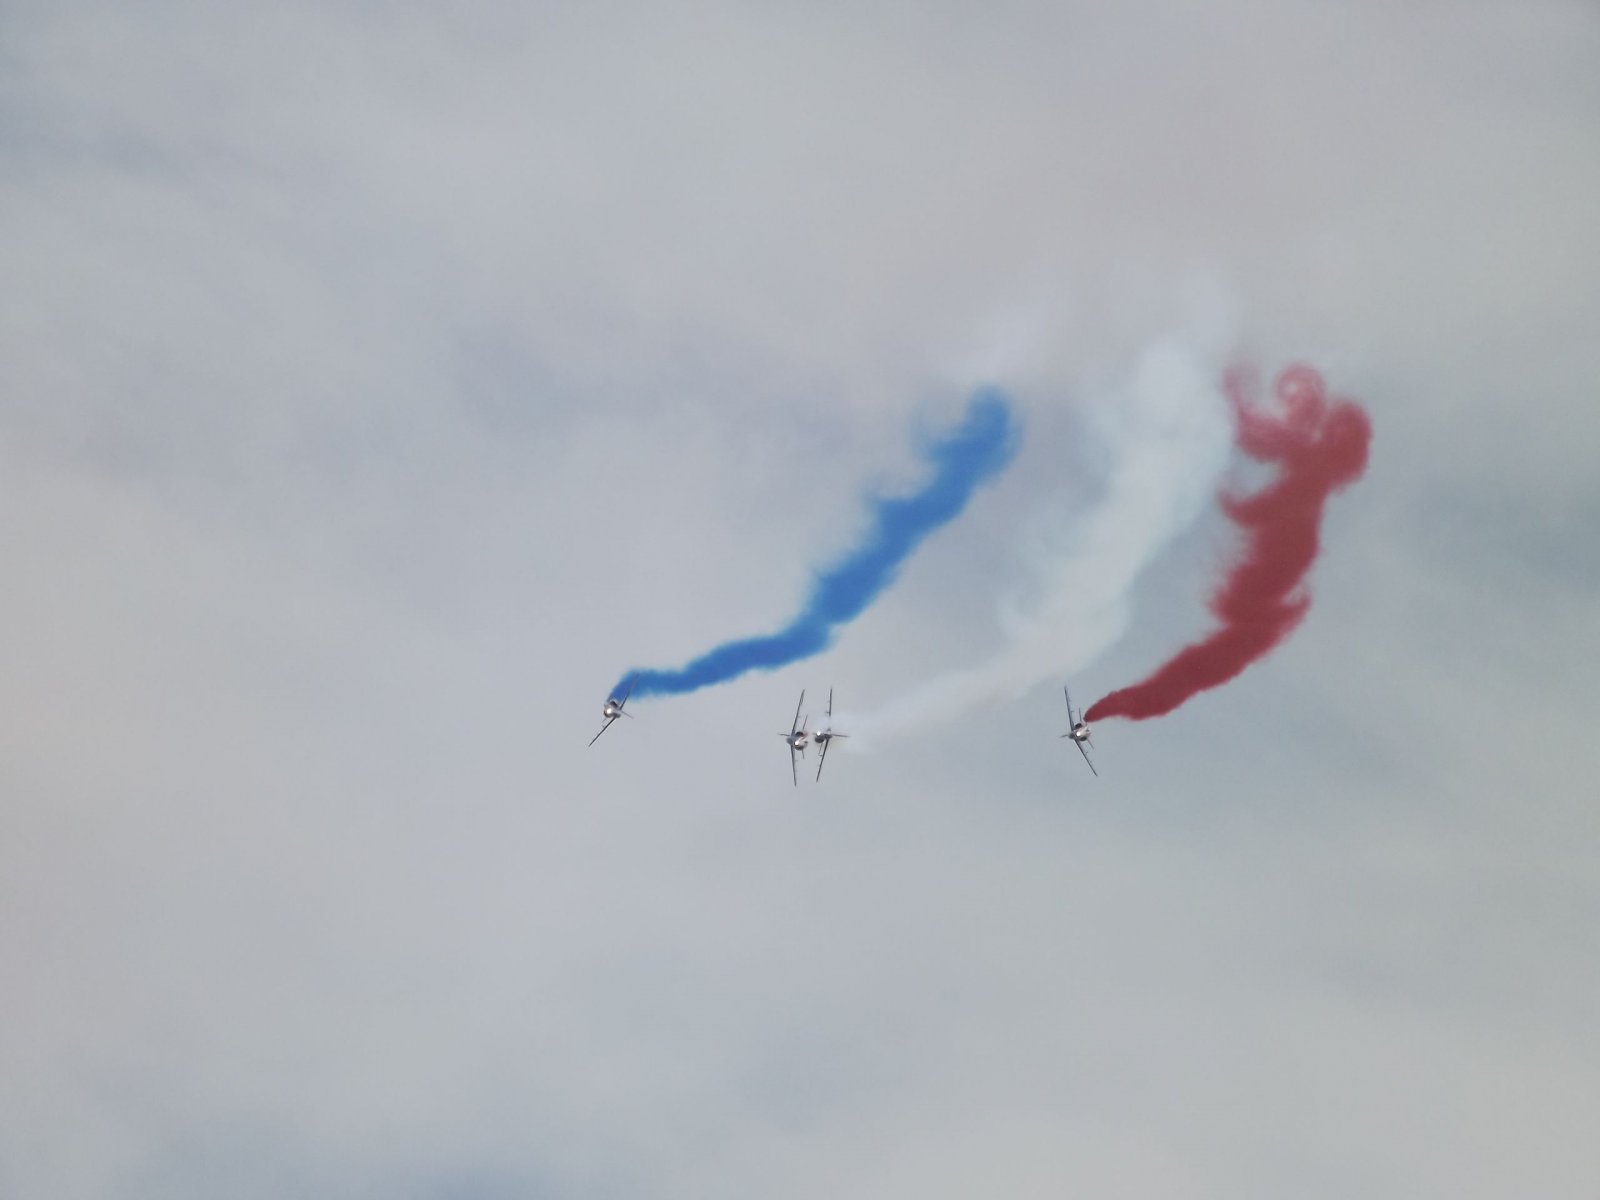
[[774, 687, 850, 786], [593, 364, 1372, 782]]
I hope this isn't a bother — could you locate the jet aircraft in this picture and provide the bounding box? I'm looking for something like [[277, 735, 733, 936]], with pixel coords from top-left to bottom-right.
[[589, 677, 635, 746], [811, 687, 849, 781], [778, 690, 810, 787], [1060, 684, 1097, 776]]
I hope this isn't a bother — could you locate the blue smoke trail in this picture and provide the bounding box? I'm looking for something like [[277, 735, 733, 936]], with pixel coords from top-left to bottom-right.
[[613, 390, 1020, 699]]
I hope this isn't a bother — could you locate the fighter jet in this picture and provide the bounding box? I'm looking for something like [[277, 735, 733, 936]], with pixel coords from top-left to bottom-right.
[[589, 676, 636, 747], [778, 689, 809, 787], [1059, 684, 1097, 776], [811, 687, 849, 782]]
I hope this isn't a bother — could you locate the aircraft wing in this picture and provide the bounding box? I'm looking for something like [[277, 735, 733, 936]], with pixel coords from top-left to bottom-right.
[[790, 743, 799, 787], [815, 737, 830, 782], [1076, 739, 1098, 777], [791, 690, 806, 736], [589, 716, 616, 747]]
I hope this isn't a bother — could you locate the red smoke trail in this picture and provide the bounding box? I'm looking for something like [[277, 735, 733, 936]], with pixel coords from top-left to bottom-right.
[[1085, 364, 1372, 723]]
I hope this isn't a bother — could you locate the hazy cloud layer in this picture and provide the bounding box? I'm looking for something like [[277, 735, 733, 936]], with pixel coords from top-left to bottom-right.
[[3, 2, 1599, 1198]]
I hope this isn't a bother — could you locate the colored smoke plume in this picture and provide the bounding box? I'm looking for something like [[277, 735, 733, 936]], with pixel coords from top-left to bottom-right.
[[845, 336, 1234, 742], [614, 390, 1020, 700], [1085, 364, 1372, 723]]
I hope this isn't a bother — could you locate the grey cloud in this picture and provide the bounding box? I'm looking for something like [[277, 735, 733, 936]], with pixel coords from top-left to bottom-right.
[[3, 2, 1598, 1197]]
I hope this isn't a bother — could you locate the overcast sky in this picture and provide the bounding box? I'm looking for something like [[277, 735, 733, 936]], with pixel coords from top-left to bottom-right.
[[3, 2, 1599, 1197]]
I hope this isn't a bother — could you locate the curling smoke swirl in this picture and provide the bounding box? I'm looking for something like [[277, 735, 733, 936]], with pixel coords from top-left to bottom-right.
[[1086, 364, 1372, 721], [846, 338, 1234, 741]]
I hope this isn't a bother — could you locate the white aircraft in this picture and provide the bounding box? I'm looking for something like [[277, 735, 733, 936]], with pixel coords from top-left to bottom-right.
[[589, 676, 636, 747], [778, 689, 810, 787], [812, 687, 849, 782], [1060, 684, 1097, 776]]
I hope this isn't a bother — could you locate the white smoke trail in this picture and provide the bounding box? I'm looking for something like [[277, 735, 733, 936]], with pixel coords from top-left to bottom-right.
[[846, 334, 1234, 741]]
